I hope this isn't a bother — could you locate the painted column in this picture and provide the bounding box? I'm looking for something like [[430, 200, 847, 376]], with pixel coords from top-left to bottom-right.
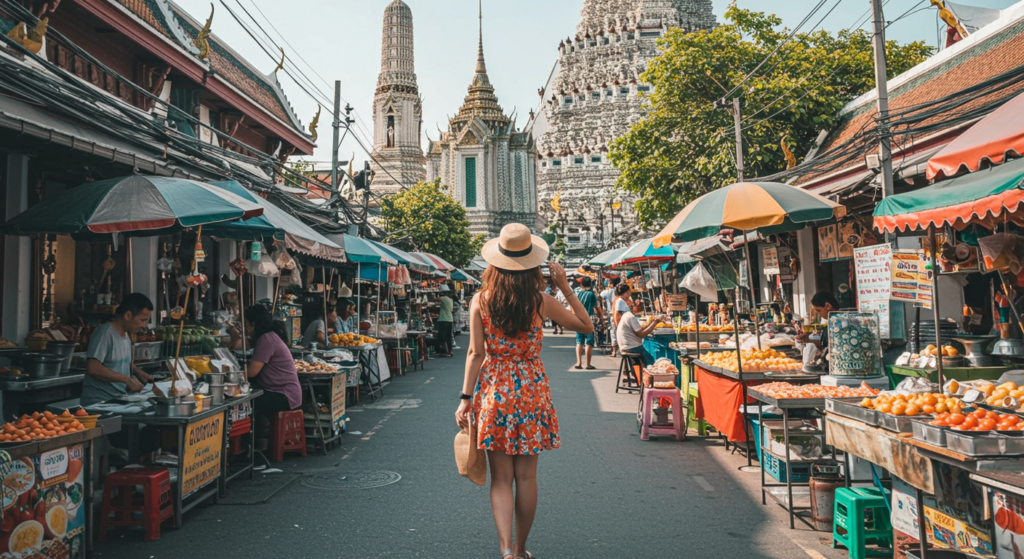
[[3, 154, 31, 342]]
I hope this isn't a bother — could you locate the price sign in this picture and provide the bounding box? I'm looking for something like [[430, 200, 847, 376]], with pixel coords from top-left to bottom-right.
[[854, 244, 893, 338]]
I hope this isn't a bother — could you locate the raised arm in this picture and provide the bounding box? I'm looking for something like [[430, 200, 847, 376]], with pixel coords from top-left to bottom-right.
[[542, 262, 594, 334]]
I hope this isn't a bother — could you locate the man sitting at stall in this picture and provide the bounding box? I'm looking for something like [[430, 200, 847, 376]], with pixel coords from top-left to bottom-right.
[[335, 298, 357, 334], [301, 303, 338, 349], [616, 296, 667, 366], [81, 293, 155, 407], [797, 291, 839, 353]]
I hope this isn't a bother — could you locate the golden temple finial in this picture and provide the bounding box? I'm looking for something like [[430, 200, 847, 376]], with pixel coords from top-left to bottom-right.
[[273, 47, 286, 74], [930, 0, 969, 38], [195, 4, 214, 60], [781, 134, 797, 169], [309, 105, 321, 142]]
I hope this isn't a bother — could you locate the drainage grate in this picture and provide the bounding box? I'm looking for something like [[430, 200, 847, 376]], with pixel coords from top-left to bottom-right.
[[300, 470, 402, 490]]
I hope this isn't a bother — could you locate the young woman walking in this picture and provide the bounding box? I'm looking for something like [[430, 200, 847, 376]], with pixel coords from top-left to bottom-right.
[[455, 224, 594, 559]]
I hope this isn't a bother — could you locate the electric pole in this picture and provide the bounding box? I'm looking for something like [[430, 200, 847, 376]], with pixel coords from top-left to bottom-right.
[[330, 80, 341, 191], [870, 0, 895, 200], [732, 97, 744, 182]]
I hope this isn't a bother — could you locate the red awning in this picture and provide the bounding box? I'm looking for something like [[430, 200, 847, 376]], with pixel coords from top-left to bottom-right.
[[927, 90, 1024, 180]]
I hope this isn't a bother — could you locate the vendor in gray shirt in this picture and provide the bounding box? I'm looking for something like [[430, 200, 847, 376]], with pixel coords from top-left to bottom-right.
[[81, 293, 155, 407]]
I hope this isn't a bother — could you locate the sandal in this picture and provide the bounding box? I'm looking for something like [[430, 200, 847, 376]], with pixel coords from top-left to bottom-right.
[[515, 553, 534, 559], [502, 549, 514, 559], [585, 365, 596, 370]]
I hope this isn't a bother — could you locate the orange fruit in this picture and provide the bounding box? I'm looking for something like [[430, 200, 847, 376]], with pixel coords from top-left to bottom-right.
[[905, 403, 922, 416], [922, 404, 935, 415], [892, 402, 908, 416]]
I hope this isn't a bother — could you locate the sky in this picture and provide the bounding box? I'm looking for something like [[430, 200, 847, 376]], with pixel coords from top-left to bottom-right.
[[173, 0, 1020, 167]]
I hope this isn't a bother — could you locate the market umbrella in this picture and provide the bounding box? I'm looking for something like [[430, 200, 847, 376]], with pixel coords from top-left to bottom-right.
[[413, 252, 455, 272], [205, 181, 346, 263], [5, 175, 263, 236], [612, 238, 675, 267], [926, 89, 1024, 180], [652, 182, 846, 247], [364, 239, 435, 273], [588, 246, 628, 267]]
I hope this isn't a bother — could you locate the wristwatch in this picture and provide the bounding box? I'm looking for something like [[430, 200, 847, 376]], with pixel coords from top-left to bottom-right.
[[459, 393, 472, 400]]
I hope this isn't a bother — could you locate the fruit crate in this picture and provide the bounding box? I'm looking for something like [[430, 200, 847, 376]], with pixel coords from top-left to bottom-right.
[[762, 450, 812, 483]]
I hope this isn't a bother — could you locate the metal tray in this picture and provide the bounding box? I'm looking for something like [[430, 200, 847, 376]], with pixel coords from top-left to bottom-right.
[[911, 420, 948, 447], [946, 431, 1024, 457], [877, 412, 934, 433], [825, 397, 879, 427], [748, 389, 826, 409]]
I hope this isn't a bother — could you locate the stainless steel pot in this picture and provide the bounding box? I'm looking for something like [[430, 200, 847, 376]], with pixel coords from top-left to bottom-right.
[[993, 338, 1024, 356], [225, 371, 245, 384], [149, 397, 197, 417], [209, 384, 225, 405], [45, 341, 78, 373], [16, 353, 65, 378], [204, 372, 226, 387]]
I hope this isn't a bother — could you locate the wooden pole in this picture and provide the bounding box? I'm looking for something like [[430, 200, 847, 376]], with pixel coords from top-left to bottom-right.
[[928, 226, 944, 387], [172, 225, 203, 395], [742, 230, 762, 350]]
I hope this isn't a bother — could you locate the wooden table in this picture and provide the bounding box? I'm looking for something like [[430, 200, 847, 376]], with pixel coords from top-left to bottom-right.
[[297, 367, 357, 454]]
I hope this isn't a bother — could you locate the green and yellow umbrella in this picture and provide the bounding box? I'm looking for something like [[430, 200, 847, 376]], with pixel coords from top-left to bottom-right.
[[652, 182, 846, 247]]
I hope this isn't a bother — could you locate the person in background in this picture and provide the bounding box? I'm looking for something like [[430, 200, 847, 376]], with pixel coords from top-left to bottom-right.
[[616, 296, 666, 366], [81, 293, 156, 407], [238, 305, 302, 443], [437, 287, 454, 357], [335, 298, 357, 335], [796, 291, 839, 352], [600, 277, 621, 357], [552, 285, 568, 335], [451, 292, 463, 348], [573, 276, 604, 370], [612, 283, 632, 334], [301, 303, 337, 348]]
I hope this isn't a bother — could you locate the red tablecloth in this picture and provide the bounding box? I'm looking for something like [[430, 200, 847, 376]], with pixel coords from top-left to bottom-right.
[[694, 366, 768, 442]]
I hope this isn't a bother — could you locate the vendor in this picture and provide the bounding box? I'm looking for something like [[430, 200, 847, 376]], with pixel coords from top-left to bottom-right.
[[242, 305, 302, 439], [797, 291, 839, 351], [81, 293, 156, 407], [616, 296, 667, 366], [335, 298, 357, 334], [301, 304, 338, 348]]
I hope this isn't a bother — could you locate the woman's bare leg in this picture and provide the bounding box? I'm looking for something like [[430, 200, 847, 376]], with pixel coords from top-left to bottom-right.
[[488, 451, 515, 556], [512, 454, 539, 557]]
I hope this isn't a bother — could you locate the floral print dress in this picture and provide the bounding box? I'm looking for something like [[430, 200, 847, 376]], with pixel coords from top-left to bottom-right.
[[474, 315, 561, 455]]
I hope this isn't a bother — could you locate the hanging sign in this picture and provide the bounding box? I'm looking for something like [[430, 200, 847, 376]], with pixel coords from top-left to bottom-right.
[[181, 413, 224, 498], [891, 250, 932, 309], [818, 224, 839, 262], [854, 244, 893, 339], [762, 245, 780, 276]]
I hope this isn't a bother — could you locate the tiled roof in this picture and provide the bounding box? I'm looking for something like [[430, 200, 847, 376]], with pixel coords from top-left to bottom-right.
[[787, 10, 1024, 188], [107, 0, 308, 140]]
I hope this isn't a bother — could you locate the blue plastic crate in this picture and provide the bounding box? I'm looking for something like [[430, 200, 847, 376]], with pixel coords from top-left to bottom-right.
[[762, 451, 812, 483]]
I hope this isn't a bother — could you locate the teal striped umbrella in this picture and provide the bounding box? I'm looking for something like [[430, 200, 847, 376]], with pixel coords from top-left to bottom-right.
[[588, 246, 628, 267], [612, 238, 674, 267]]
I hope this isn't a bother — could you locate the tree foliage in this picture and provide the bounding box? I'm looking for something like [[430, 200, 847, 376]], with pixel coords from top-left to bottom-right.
[[608, 7, 932, 228], [380, 178, 485, 268]]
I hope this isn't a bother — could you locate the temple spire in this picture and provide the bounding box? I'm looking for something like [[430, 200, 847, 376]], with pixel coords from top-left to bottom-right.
[[476, 0, 487, 75]]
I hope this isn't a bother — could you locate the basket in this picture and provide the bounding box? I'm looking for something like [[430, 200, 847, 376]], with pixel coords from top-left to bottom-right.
[[57, 414, 98, 429]]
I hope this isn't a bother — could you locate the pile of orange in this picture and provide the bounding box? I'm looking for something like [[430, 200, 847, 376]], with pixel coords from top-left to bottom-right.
[[0, 410, 87, 442], [933, 408, 1024, 431], [860, 392, 965, 416]]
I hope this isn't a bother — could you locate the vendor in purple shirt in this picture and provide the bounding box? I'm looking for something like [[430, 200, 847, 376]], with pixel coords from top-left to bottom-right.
[[237, 305, 302, 440]]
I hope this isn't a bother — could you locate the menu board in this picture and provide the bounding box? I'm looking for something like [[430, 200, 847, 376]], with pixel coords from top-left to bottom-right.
[[891, 250, 933, 309], [762, 245, 780, 275], [923, 506, 993, 555], [181, 413, 224, 498], [664, 294, 688, 312], [331, 373, 347, 427], [854, 244, 893, 339], [0, 444, 87, 558]]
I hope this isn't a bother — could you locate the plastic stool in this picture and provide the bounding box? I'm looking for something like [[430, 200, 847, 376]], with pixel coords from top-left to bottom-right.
[[617, 352, 644, 393], [98, 467, 174, 542], [271, 410, 307, 462], [832, 487, 893, 558], [640, 388, 686, 441]]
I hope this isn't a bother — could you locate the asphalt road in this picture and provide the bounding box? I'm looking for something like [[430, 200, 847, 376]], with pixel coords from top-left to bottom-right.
[[95, 333, 851, 559]]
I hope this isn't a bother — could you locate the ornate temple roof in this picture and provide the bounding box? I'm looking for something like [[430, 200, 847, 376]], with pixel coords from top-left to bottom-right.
[[451, 1, 510, 135], [108, 0, 309, 143]]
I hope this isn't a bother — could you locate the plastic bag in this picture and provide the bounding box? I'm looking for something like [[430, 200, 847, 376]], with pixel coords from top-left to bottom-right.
[[681, 262, 718, 301], [279, 257, 303, 288], [979, 233, 1020, 272], [246, 249, 280, 278], [272, 247, 296, 271], [802, 342, 819, 366]]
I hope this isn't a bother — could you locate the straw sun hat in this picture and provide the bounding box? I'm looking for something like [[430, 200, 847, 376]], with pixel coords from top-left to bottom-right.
[[481, 223, 549, 271]]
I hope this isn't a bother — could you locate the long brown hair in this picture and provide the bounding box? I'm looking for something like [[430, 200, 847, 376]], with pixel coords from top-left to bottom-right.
[[481, 266, 545, 336]]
